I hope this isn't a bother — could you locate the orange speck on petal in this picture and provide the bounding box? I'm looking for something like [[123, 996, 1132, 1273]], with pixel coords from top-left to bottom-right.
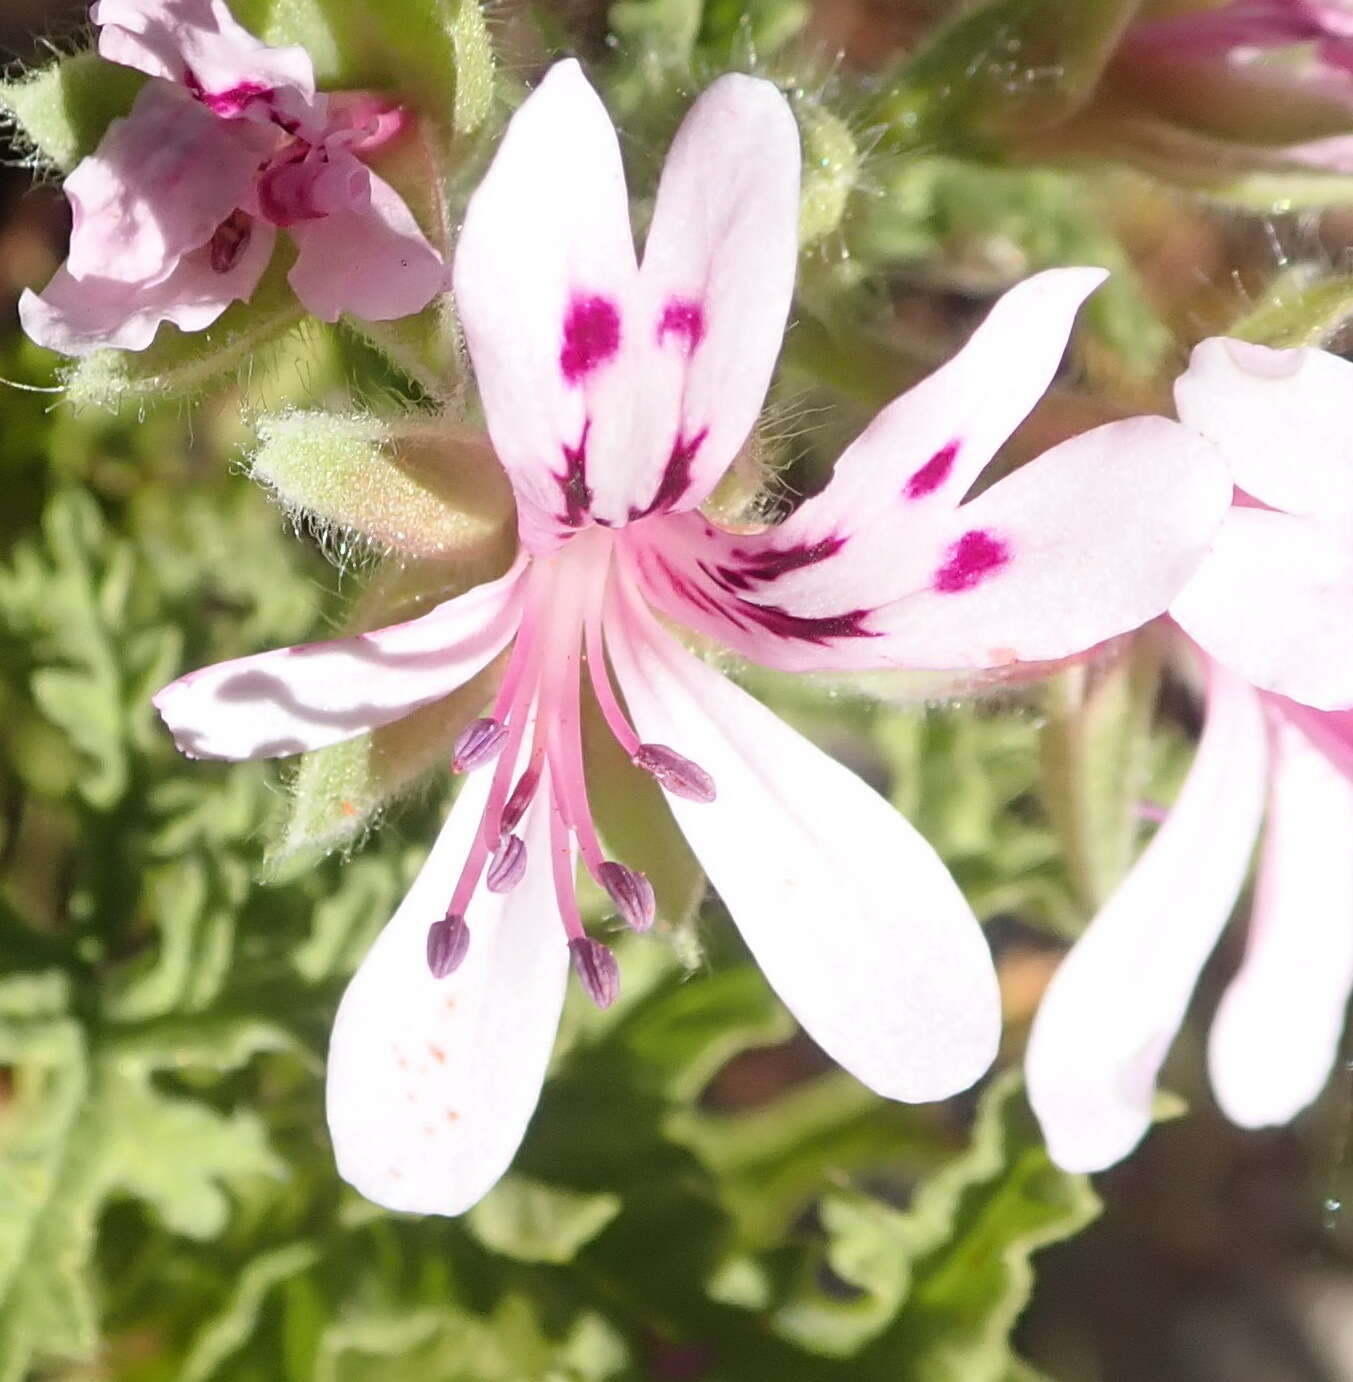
[[428, 1043, 446, 1064]]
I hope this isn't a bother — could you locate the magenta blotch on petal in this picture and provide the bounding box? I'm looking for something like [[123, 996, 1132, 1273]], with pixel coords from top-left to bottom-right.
[[933, 530, 1011, 593], [657, 298, 705, 354], [560, 295, 621, 383], [569, 936, 621, 1009], [905, 441, 960, 500]]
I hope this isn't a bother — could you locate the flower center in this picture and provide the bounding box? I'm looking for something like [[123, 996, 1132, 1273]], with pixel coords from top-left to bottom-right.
[[427, 529, 715, 1006]]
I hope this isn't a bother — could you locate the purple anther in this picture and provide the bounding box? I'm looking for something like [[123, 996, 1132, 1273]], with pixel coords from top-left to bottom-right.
[[569, 936, 620, 1010], [486, 834, 527, 893], [634, 743, 717, 803], [501, 765, 541, 833], [453, 717, 507, 772], [598, 861, 656, 932], [426, 912, 470, 978], [209, 209, 253, 274]]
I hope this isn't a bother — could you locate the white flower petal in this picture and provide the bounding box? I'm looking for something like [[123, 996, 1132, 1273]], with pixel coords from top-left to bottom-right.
[[585, 74, 801, 521], [1175, 337, 1353, 518], [634, 416, 1228, 674], [1026, 663, 1268, 1172], [452, 60, 637, 551], [604, 595, 1000, 1102], [1172, 507, 1353, 710], [327, 770, 568, 1214], [1209, 710, 1353, 1128], [153, 556, 526, 759]]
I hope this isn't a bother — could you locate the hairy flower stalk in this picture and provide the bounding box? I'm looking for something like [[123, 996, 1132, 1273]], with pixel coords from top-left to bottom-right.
[[154, 61, 1230, 1213]]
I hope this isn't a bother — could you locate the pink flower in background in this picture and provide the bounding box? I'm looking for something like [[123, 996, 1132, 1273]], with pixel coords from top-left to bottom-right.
[[1125, 0, 1353, 72], [19, 0, 444, 356], [1028, 339, 1353, 1173], [154, 61, 1228, 1214]]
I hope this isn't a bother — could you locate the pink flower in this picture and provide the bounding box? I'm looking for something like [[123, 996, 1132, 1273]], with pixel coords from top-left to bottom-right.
[[18, 0, 445, 356], [1125, 0, 1353, 72], [1111, 0, 1353, 173], [153, 61, 1228, 1213], [1028, 338, 1353, 1172]]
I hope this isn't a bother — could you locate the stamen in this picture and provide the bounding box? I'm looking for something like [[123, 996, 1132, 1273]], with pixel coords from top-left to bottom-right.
[[568, 937, 620, 1009], [426, 912, 470, 978], [547, 779, 587, 943], [598, 861, 655, 932], [209, 209, 253, 273], [453, 717, 508, 772], [486, 834, 527, 893], [500, 760, 542, 835], [584, 601, 641, 758], [634, 743, 717, 803]]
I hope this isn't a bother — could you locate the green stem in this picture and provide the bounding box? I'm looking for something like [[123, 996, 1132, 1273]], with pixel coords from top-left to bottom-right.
[[1039, 633, 1162, 923]]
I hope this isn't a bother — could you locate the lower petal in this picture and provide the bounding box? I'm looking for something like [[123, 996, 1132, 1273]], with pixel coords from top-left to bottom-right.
[[1026, 662, 1268, 1172], [19, 222, 277, 357], [1172, 507, 1353, 710], [1208, 710, 1353, 1128], [326, 772, 567, 1214], [286, 171, 444, 322], [604, 593, 1000, 1103], [153, 555, 526, 759]]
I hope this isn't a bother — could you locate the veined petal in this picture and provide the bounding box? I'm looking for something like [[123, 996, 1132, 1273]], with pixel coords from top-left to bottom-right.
[[584, 74, 801, 522], [1172, 506, 1353, 710], [1175, 337, 1353, 519], [1208, 709, 1353, 1129], [453, 60, 637, 551], [858, 417, 1230, 669], [153, 555, 527, 759], [633, 416, 1228, 673], [19, 220, 277, 355], [773, 268, 1109, 536], [93, 0, 317, 130], [63, 82, 266, 286], [1026, 664, 1268, 1173], [604, 588, 1000, 1102], [287, 169, 445, 322], [327, 770, 568, 1214]]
